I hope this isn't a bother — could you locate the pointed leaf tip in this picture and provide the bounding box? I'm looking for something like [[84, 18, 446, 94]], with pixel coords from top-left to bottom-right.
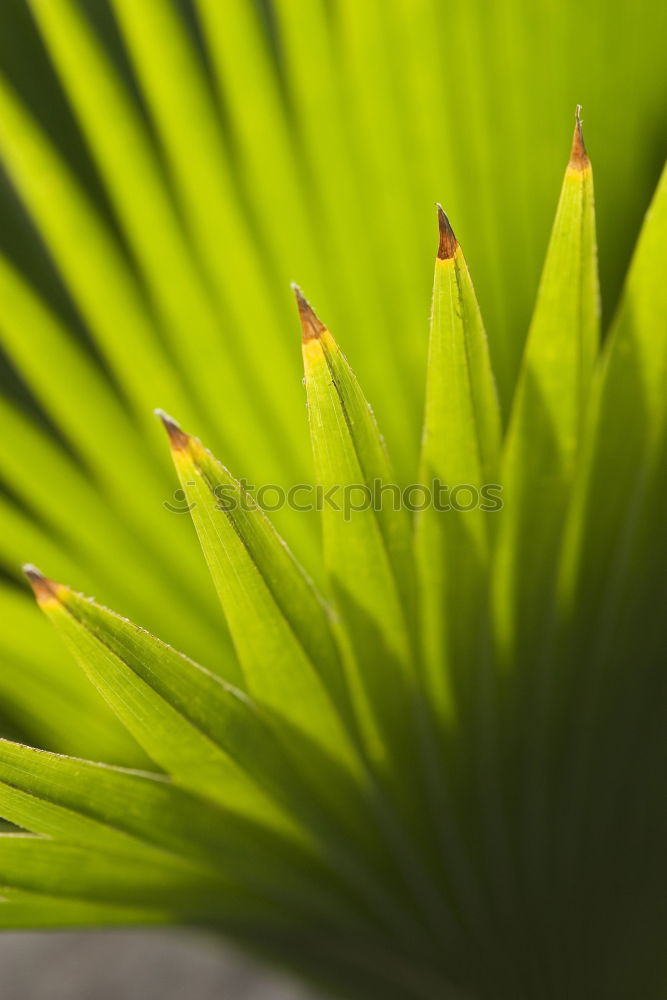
[[436, 204, 458, 259], [292, 284, 326, 342], [154, 408, 189, 451], [569, 104, 589, 170], [22, 564, 58, 603]]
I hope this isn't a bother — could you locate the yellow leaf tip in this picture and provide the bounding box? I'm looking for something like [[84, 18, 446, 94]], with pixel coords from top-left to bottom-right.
[[436, 204, 458, 259], [154, 408, 190, 451], [569, 104, 589, 170], [22, 564, 59, 604], [292, 283, 326, 342]]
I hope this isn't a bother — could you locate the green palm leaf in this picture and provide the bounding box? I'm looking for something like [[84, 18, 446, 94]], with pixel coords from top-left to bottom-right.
[[0, 1, 666, 997]]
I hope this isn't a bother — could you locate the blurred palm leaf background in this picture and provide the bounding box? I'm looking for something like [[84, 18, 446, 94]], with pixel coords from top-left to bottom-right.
[[1, 0, 665, 749], [0, 0, 666, 996]]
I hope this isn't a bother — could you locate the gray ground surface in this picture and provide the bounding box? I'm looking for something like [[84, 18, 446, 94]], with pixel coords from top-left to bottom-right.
[[0, 930, 318, 1000]]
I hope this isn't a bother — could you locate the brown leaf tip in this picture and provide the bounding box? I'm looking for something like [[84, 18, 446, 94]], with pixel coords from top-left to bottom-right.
[[22, 564, 58, 603], [154, 409, 189, 451], [436, 204, 458, 259], [292, 283, 326, 342], [569, 104, 589, 170]]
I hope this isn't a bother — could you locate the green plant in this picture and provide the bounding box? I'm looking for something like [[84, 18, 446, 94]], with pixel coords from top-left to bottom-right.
[[1, 95, 666, 996], [1, 2, 666, 998]]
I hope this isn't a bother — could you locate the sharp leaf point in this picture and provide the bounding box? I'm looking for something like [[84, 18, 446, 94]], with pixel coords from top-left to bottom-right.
[[155, 408, 190, 451], [436, 204, 458, 259], [22, 564, 58, 603], [570, 104, 589, 170], [292, 284, 326, 342]]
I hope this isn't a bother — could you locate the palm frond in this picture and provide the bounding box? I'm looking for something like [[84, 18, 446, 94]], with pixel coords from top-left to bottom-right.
[[0, 2, 666, 997]]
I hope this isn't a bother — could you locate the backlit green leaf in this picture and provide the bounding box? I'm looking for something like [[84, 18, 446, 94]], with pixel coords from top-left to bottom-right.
[[415, 208, 501, 725], [158, 411, 357, 770], [492, 110, 600, 668], [299, 290, 416, 769]]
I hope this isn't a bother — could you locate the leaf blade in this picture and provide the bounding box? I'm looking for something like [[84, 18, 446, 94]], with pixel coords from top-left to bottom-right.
[[159, 412, 359, 773], [492, 111, 600, 667], [415, 208, 501, 722]]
